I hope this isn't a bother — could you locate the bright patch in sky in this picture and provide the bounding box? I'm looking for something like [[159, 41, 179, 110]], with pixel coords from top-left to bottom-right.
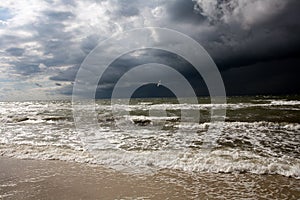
[[0, 8, 13, 21]]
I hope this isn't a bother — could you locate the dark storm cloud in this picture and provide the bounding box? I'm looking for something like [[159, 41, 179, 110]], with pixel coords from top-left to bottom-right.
[[99, 49, 194, 82], [222, 58, 300, 95], [55, 0, 300, 96], [1, 0, 300, 100], [48, 0, 300, 97], [139, 1, 298, 96], [94, 49, 207, 98], [208, 25, 300, 71], [193, 0, 300, 71]]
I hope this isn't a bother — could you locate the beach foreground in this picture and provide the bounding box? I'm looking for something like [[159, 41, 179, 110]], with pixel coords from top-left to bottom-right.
[[0, 156, 299, 199]]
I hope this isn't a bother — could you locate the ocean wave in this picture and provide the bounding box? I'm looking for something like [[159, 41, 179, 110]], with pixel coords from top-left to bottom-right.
[[0, 99, 299, 179], [0, 143, 299, 179]]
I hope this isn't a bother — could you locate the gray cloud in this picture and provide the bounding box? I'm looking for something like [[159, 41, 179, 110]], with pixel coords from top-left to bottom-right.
[[0, 0, 299, 100], [50, 0, 300, 97], [50, 65, 79, 82], [166, 0, 206, 24], [191, 0, 300, 70], [5, 47, 25, 56], [80, 34, 101, 54], [117, 4, 139, 17], [14, 63, 41, 75], [43, 11, 74, 21]]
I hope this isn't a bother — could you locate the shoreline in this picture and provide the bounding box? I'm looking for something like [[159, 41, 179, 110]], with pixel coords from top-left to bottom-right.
[[0, 156, 184, 199], [1, 156, 299, 199]]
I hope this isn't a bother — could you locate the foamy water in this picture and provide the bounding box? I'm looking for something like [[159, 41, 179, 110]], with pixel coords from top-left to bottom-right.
[[0, 97, 299, 178]]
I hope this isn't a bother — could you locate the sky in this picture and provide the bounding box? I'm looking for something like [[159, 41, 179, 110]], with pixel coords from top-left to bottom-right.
[[0, 0, 299, 100]]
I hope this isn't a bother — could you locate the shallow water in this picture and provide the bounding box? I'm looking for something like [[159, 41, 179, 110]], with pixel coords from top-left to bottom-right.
[[0, 157, 299, 199]]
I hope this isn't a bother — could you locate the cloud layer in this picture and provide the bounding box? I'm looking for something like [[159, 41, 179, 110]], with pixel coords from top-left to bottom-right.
[[0, 0, 299, 100]]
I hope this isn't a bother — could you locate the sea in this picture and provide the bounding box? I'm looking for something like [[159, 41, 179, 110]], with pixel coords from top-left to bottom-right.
[[0, 95, 299, 198]]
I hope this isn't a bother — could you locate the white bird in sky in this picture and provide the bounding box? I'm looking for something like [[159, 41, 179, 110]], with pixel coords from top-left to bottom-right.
[[157, 80, 161, 87]]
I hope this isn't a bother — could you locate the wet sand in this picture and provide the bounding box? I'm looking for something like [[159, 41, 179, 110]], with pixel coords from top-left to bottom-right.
[[0, 156, 299, 199]]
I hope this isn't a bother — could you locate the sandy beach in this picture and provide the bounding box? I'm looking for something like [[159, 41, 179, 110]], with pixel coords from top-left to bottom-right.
[[0, 156, 299, 199], [0, 156, 186, 199]]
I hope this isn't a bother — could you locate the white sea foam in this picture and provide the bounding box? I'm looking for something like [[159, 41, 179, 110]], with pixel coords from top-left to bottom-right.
[[0, 100, 299, 179], [270, 100, 300, 106], [1, 120, 299, 178], [0, 143, 299, 178]]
